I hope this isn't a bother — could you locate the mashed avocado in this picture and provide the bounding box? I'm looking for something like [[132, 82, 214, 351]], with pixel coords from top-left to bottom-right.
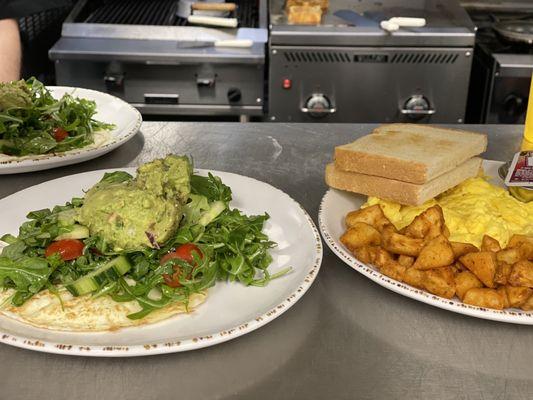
[[78, 155, 192, 251]]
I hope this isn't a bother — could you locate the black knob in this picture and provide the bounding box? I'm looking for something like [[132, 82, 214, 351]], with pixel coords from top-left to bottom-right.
[[501, 94, 526, 123], [227, 87, 242, 103]]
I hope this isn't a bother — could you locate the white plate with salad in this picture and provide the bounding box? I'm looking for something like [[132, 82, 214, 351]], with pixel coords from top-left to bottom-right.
[[0, 156, 322, 356], [0, 79, 141, 174]]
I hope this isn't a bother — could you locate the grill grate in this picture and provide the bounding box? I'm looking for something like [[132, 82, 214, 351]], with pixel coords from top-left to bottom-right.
[[82, 0, 258, 27], [283, 51, 460, 64]]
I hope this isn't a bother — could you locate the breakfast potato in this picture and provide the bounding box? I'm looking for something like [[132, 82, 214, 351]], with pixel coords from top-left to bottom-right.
[[404, 205, 445, 240], [352, 245, 380, 264], [373, 247, 395, 269], [450, 261, 467, 275], [504, 285, 533, 308], [345, 205, 391, 232], [442, 226, 450, 238], [382, 230, 424, 257], [481, 235, 501, 252], [412, 235, 454, 270], [397, 255, 415, 268], [403, 267, 425, 289], [497, 287, 510, 309], [496, 248, 521, 265], [454, 271, 483, 301], [340, 222, 381, 251], [450, 242, 479, 259], [507, 234, 533, 249], [518, 242, 533, 261], [460, 251, 497, 288], [508, 260, 533, 288], [494, 262, 512, 286], [422, 266, 455, 299], [520, 293, 533, 311], [463, 288, 504, 310], [379, 260, 407, 282]]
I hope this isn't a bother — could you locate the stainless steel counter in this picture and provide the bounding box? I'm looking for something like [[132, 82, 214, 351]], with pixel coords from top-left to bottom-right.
[[0, 123, 529, 400]]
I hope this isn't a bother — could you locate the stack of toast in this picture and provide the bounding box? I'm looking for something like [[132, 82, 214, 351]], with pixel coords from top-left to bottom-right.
[[325, 124, 488, 205]]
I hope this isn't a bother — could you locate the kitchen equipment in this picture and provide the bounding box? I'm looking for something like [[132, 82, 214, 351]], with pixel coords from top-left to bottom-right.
[[268, 0, 475, 123], [49, 0, 267, 118], [464, 2, 533, 124], [176, 39, 253, 48], [176, 1, 232, 18]]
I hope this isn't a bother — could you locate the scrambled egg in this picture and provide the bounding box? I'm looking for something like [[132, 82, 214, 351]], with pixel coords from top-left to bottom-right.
[[364, 177, 533, 248]]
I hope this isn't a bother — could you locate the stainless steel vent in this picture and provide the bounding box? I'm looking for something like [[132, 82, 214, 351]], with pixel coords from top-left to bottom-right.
[[283, 51, 351, 63], [390, 53, 459, 64]]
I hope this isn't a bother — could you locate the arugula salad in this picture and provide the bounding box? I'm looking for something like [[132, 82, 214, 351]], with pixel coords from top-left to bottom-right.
[[0, 156, 289, 320], [0, 78, 113, 156]]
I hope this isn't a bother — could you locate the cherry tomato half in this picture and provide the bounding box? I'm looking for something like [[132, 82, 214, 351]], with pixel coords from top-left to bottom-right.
[[45, 239, 84, 261], [161, 244, 203, 288], [160, 243, 203, 266], [52, 127, 69, 142]]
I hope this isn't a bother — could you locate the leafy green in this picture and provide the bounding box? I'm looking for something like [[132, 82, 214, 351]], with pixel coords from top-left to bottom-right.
[[0, 78, 114, 156]]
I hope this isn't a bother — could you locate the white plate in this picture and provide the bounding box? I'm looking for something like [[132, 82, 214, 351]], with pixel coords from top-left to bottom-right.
[[319, 160, 533, 325], [0, 169, 322, 356], [0, 87, 142, 174]]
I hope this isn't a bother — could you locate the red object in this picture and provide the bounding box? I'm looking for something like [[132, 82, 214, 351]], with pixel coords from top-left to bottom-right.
[[161, 244, 203, 287], [282, 78, 292, 89], [45, 239, 84, 261], [160, 243, 203, 266], [52, 127, 69, 142]]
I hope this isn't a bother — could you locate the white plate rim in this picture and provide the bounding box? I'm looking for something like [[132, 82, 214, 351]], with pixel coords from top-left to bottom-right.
[[0, 86, 142, 174], [0, 168, 323, 356], [318, 159, 533, 325]]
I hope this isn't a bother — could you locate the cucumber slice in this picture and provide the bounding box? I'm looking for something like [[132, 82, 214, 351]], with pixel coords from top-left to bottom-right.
[[65, 255, 132, 296], [199, 201, 226, 226], [57, 209, 78, 226], [55, 224, 89, 240]]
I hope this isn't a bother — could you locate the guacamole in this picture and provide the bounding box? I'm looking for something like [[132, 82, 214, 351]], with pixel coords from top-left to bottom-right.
[[78, 155, 192, 251]]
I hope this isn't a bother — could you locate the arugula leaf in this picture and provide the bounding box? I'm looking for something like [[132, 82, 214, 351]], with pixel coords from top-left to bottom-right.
[[191, 173, 232, 203]]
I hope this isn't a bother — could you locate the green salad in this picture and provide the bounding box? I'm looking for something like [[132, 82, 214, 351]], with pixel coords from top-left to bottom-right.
[[0, 78, 113, 156], [0, 155, 289, 320]]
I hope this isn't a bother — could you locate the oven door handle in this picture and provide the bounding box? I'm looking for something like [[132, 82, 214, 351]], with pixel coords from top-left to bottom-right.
[[400, 108, 436, 115], [300, 107, 337, 114]]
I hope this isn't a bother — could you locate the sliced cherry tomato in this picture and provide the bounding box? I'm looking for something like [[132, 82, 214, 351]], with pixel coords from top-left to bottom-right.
[[160, 243, 203, 266], [160, 244, 203, 287], [52, 127, 69, 142], [162, 269, 183, 288], [45, 239, 84, 261]]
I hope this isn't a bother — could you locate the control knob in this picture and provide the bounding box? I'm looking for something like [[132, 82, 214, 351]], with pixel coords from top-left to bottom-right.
[[301, 94, 336, 118], [400, 95, 435, 120]]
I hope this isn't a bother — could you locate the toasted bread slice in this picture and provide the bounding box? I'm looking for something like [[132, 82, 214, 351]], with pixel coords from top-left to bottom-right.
[[325, 157, 482, 206], [334, 124, 487, 184]]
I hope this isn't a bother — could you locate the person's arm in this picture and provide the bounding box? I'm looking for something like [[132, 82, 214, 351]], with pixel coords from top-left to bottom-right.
[[0, 19, 21, 82]]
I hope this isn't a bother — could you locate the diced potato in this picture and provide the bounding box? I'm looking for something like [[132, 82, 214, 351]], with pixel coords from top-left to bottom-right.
[[403, 267, 425, 289], [450, 242, 479, 259], [340, 222, 381, 251], [450, 261, 466, 275], [518, 242, 533, 261], [508, 260, 533, 288], [404, 205, 445, 240], [373, 247, 395, 269], [379, 260, 406, 282], [412, 235, 454, 270], [481, 235, 501, 252], [507, 234, 533, 249], [496, 248, 521, 265], [520, 293, 533, 311], [494, 262, 511, 286], [497, 287, 510, 309], [463, 288, 504, 310], [422, 266, 455, 299], [460, 251, 497, 288], [345, 205, 391, 232], [454, 271, 483, 301], [505, 285, 533, 308], [382, 230, 424, 257], [353, 246, 380, 264], [397, 255, 414, 268]]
